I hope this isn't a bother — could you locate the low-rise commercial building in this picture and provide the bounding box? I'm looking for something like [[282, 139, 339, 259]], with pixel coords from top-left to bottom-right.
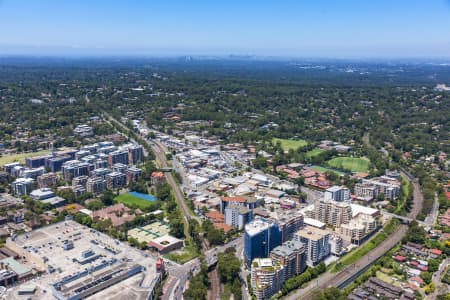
[[30, 188, 55, 200]]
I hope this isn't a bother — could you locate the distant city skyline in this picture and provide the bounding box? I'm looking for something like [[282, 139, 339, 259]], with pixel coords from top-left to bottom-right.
[[1, 0, 450, 57]]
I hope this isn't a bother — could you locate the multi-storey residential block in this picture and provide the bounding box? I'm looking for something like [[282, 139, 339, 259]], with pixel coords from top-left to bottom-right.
[[105, 172, 126, 190], [339, 214, 377, 245], [90, 168, 112, 179], [25, 155, 52, 168], [355, 177, 400, 201], [224, 204, 253, 230], [71, 185, 86, 197], [112, 163, 128, 174], [295, 226, 331, 266], [10, 165, 25, 178], [329, 234, 344, 256], [126, 167, 142, 184], [3, 162, 20, 174], [270, 240, 306, 280], [251, 258, 285, 300], [75, 150, 91, 160], [86, 177, 105, 194], [45, 155, 71, 172], [22, 167, 46, 180], [354, 182, 378, 201], [108, 149, 129, 167], [220, 196, 259, 214], [324, 185, 350, 202], [307, 198, 352, 228], [61, 160, 90, 182], [273, 211, 304, 243], [244, 219, 282, 267], [94, 159, 108, 169], [72, 175, 89, 188], [11, 178, 34, 196], [37, 173, 58, 188], [127, 144, 144, 165]]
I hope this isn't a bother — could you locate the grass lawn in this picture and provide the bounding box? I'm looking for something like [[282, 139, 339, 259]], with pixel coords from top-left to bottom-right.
[[306, 148, 325, 158], [376, 271, 402, 287], [393, 177, 411, 215], [272, 138, 308, 151], [164, 242, 198, 264], [311, 165, 346, 176], [115, 193, 154, 210], [327, 156, 371, 173], [0, 150, 50, 166]]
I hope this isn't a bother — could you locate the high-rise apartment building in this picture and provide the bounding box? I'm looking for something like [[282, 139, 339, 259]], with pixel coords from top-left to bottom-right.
[[270, 240, 306, 280], [244, 219, 282, 267], [295, 226, 330, 266], [251, 258, 285, 300]]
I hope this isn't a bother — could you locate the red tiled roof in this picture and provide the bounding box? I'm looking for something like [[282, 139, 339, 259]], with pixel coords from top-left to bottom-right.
[[205, 210, 224, 223], [91, 203, 135, 227], [213, 222, 233, 233], [221, 196, 246, 203], [445, 191, 450, 200], [431, 248, 442, 255], [151, 172, 165, 178], [409, 277, 424, 284], [394, 255, 406, 262]]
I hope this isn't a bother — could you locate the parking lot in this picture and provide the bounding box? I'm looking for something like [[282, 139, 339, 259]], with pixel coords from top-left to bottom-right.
[[6, 221, 159, 300]]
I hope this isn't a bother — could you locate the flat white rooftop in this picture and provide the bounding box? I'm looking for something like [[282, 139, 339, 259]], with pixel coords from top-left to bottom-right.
[[245, 219, 272, 236]]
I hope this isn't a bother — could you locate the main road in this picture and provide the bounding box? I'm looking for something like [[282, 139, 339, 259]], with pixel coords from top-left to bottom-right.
[[284, 170, 424, 300], [150, 139, 202, 224], [102, 112, 199, 229]]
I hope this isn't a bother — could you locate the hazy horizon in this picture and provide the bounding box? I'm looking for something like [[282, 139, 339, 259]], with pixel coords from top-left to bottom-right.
[[1, 0, 450, 58]]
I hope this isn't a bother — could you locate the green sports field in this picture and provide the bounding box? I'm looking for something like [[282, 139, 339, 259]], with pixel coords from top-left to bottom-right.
[[310, 165, 346, 176], [0, 150, 51, 166], [115, 193, 154, 210], [306, 148, 325, 158], [327, 156, 370, 173], [272, 138, 308, 151]]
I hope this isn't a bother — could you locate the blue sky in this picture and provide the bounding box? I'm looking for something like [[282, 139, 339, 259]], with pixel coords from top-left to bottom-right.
[[0, 0, 449, 57]]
